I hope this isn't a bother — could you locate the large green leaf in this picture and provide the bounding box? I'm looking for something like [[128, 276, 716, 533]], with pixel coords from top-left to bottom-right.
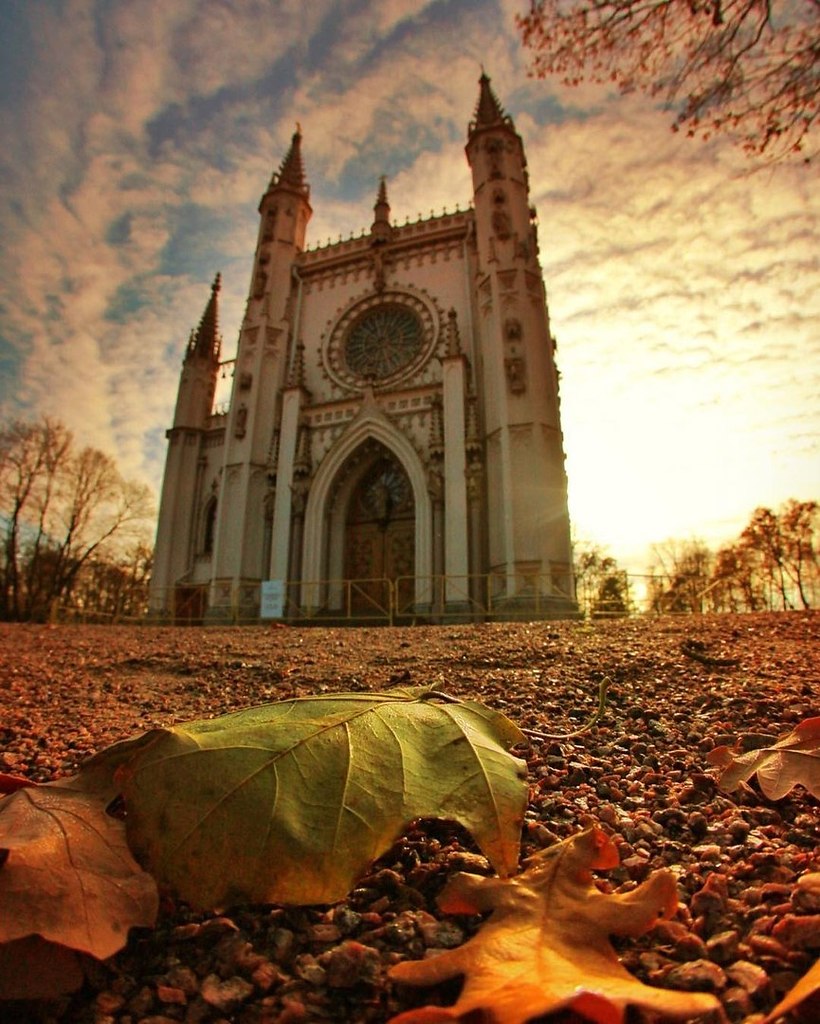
[[114, 688, 527, 908]]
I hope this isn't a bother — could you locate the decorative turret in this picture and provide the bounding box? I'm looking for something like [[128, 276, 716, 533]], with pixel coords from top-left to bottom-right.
[[186, 274, 222, 363], [370, 177, 393, 245]]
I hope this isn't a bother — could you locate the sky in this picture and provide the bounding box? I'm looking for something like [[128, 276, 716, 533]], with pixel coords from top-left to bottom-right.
[[0, 0, 818, 575]]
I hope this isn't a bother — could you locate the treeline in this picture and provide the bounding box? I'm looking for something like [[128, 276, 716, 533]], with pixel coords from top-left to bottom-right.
[[577, 499, 819, 617], [0, 417, 155, 622]]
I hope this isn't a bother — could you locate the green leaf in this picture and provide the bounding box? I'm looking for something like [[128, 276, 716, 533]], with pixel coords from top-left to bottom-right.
[[114, 688, 527, 908]]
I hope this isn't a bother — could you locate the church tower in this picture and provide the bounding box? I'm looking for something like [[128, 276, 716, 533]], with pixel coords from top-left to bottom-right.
[[149, 78, 576, 622], [466, 75, 573, 601], [151, 275, 221, 618], [208, 130, 313, 617]]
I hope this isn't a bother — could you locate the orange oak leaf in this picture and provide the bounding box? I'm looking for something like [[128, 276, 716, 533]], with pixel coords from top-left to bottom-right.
[[0, 761, 159, 991], [388, 827, 722, 1024], [708, 717, 820, 800]]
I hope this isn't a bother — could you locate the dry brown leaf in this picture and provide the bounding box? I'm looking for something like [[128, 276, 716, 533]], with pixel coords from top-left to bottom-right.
[[762, 959, 820, 1023], [0, 762, 158, 972], [388, 827, 722, 1024], [0, 936, 85, 1000], [708, 717, 820, 799]]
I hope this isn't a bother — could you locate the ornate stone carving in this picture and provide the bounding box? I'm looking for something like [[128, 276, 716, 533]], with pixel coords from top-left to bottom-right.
[[505, 356, 526, 394]]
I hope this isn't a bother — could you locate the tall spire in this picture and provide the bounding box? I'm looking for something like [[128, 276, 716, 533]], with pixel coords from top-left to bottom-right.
[[187, 274, 222, 362], [271, 127, 309, 195], [470, 72, 513, 133], [370, 176, 393, 245]]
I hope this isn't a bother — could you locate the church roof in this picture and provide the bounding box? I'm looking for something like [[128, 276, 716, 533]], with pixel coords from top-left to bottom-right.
[[187, 274, 222, 362]]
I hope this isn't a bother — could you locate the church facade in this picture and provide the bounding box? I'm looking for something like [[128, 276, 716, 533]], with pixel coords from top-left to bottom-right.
[[149, 77, 577, 622]]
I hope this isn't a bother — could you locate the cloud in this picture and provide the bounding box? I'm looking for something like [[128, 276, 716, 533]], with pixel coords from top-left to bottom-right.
[[0, 0, 817, 574]]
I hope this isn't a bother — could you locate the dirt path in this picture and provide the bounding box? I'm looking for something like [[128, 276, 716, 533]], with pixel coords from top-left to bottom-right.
[[1, 613, 817, 1022]]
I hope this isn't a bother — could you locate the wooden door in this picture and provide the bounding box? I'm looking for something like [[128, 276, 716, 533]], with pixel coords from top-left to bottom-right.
[[344, 455, 414, 614]]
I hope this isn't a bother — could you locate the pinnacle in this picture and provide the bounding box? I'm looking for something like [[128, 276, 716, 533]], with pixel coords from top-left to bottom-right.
[[276, 128, 308, 191], [471, 72, 511, 132], [371, 175, 393, 244], [189, 275, 222, 362], [376, 175, 388, 208]]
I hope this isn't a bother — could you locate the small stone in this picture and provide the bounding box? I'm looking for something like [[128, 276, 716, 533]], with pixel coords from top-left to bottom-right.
[[706, 929, 740, 963], [95, 992, 125, 1015], [692, 844, 723, 863], [270, 927, 295, 963], [156, 985, 186, 1005], [163, 965, 198, 996], [274, 998, 308, 1023], [200, 973, 254, 1012], [772, 914, 820, 950], [721, 985, 753, 1022], [691, 872, 728, 918], [251, 959, 281, 992], [688, 812, 709, 838], [419, 919, 465, 949], [323, 940, 381, 987], [725, 960, 771, 999], [294, 953, 327, 986], [127, 986, 155, 1016], [199, 916, 240, 942], [664, 959, 727, 993], [792, 873, 820, 913], [309, 923, 342, 944]]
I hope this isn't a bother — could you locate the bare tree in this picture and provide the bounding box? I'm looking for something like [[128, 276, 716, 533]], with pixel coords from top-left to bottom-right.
[[518, 0, 820, 161], [739, 499, 818, 609], [0, 419, 71, 619], [0, 417, 154, 620], [708, 540, 763, 611], [646, 538, 713, 613], [573, 541, 632, 617]]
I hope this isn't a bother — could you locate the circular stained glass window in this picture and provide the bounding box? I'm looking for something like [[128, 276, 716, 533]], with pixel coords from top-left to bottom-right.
[[344, 305, 424, 381]]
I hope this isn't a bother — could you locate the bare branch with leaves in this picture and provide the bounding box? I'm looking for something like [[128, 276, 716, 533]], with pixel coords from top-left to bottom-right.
[[518, 0, 820, 162]]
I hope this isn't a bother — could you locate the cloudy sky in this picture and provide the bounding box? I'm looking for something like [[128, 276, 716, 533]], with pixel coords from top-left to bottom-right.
[[1, 0, 817, 574]]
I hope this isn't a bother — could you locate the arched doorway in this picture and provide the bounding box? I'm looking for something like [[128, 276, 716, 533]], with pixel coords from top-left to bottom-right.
[[344, 448, 415, 614]]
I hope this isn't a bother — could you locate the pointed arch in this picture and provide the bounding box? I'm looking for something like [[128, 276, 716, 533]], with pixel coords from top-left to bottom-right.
[[301, 410, 432, 608]]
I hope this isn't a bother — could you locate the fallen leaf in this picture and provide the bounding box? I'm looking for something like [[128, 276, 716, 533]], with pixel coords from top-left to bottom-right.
[[388, 827, 722, 1024], [0, 773, 36, 795], [0, 935, 84, 1000], [114, 688, 528, 907], [0, 762, 159, 963], [708, 717, 820, 799], [762, 958, 820, 1022]]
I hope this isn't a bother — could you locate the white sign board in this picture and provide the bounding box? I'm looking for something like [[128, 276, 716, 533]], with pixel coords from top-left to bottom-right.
[[260, 579, 285, 619]]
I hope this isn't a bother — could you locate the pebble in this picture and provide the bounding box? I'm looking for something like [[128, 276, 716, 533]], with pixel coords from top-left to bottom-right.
[[664, 959, 727, 992], [155, 984, 187, 1005], [725, 960, 771, 999], [792, 872, 820, 913], [322, 940, 381, 987], [772, 914, 820, 950], [200, 973, 254, 1012], [706, 929, 740, 963]]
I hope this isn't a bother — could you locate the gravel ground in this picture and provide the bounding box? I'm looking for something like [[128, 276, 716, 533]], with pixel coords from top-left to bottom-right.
[[0, 612, 818, 1024]]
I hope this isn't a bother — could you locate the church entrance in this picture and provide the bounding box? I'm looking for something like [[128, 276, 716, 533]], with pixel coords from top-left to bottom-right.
[[344, 450, 415, 615]]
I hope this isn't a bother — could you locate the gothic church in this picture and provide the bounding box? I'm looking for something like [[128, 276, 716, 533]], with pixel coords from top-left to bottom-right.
[[150, 76, 576, 621]]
